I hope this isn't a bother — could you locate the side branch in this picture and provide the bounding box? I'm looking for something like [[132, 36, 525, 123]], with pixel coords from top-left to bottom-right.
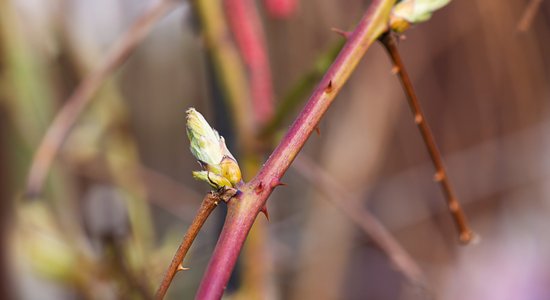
[[26, 0, 179, 195], [155, 191, 228, 300], [379, 33, 475, 243]]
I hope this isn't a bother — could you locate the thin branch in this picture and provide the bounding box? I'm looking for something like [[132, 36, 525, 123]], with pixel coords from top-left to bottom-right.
[[517, 0, 543, 32], [154, 190, 232, 300], [293, 156, 427, 287], [25, 0, 179, 196], [379, 32, 475, 244], [195, 1, 396, 299], [224, 0, 274, 125]]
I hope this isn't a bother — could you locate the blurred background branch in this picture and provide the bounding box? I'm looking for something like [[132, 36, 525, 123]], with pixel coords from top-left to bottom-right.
[[26, 0, 179, 196]]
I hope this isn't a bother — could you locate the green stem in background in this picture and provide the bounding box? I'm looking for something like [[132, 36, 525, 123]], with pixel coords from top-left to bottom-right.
[[379, 32, 475, 243], [1, 0, 93, 275], [25, 0, 179, 196], [259, 39, 345, 140], [196, 1, 395, 298], [0, 0, 55, 145]]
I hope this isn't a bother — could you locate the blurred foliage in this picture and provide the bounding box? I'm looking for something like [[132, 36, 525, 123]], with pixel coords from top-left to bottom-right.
[[1, 0, 550, 299]]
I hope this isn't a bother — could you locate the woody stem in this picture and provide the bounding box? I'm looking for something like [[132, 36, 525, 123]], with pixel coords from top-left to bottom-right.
[[379, 32, 474, 243], [155, 192, 220, 299]]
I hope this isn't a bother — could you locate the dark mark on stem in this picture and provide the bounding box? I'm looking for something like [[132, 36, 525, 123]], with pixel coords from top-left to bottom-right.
[[325, 80, 334, 93]]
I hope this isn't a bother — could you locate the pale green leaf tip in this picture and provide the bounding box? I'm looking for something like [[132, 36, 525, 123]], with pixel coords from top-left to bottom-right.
[[186, 108, 224, 166], [192, 171, 233, 189], [186, 108, 242, 189]]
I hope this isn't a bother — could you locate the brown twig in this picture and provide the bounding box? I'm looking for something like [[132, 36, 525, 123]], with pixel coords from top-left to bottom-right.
[[517, 0, 543, 32], [379, 32, 475, 244], [154, 190, 235, 300], [293, 156, 427, 287], [25, 0, 179, 196]]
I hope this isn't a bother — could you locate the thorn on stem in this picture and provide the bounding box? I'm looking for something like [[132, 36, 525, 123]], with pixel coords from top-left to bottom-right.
[[260, 205, 270, 221], [448, 201, 459, 212], [177, 264, 190, 272], [271, 179, 287, 188], [414, 114, 423, 124], [433, 171, 444, 182], [255, 182, 264, 194], [315, 126, 321, 136], [459, 231, 477, 245], [331, 27, 351, 39], [324, 80, 334, 93]]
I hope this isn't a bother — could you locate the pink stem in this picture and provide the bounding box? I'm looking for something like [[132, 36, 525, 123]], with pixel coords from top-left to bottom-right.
[[224, 0, 274, 124], [196, 1, 395, 298], [263, 0, 298, 19]]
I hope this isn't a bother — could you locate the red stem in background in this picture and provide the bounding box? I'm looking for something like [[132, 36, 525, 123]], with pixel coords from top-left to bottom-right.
[[263, 0, 298, 19], [225, 0, 274, 124], [195, 1, 395, 298]]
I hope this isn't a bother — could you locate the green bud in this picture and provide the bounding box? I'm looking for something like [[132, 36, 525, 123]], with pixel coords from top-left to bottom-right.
[[390, 0, 451, 32], [186, 108, 242, 188], [186, 108, 224, 166]]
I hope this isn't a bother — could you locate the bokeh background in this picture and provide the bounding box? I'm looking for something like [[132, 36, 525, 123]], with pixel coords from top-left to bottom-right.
[[1, 0, 550, 299]]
